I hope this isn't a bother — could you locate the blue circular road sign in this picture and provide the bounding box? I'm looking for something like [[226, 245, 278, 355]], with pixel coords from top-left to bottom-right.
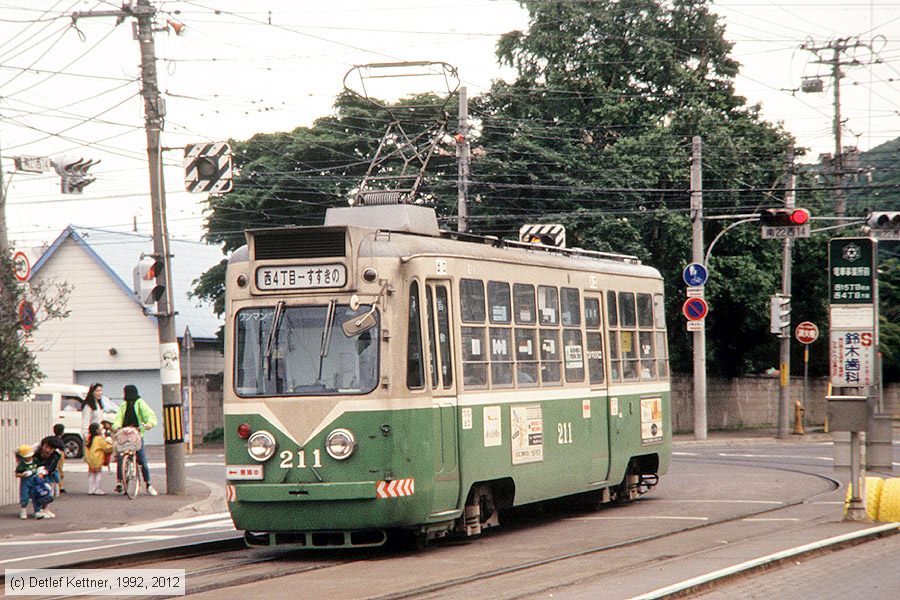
[[682, 262, 708, 287]]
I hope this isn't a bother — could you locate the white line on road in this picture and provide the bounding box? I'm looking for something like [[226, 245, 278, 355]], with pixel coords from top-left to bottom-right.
[[741, 518, 800, 522], [566, 516, 709, 521], [653, 499, 783, 505], [717, 453, 832, 461], [672, 452, 699, 456], [0, 536, 177, 566], [78, 512, 231, 534], [153, 519, 234, 532]]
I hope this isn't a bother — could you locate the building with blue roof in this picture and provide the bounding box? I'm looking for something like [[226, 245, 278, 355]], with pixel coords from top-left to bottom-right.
[[27, 226, 226, 446]]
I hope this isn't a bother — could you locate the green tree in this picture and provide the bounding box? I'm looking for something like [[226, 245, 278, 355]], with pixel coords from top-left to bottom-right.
[[0, 252, 70, 400], [469, 0, 809, 376], [878, 257, 900, 383]]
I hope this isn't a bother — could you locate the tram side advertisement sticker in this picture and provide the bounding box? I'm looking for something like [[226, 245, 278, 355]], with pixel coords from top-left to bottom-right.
[[640, 397, 663, 445], [510, 405, 544, 465]]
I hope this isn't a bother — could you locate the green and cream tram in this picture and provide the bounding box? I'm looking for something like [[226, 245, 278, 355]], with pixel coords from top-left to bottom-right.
[[223, 204, 671, 548]]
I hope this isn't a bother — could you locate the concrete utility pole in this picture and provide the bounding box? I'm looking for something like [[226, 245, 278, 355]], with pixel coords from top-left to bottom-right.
[[457, 86, 470, 233], [801, 37, 872, 223], [690, 136, 707, 440], [0, 144, 8, 251], [777, 146, 795, 439], [74, 0, 185, 494]]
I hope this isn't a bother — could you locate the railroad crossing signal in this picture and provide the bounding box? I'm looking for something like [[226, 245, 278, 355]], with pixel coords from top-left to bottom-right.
[[770, 294, 791, 337], [519, 224, 566, 247], [184, 142, 233, 193], [760, 208, 811, 239], [866, 211, 900, 239]]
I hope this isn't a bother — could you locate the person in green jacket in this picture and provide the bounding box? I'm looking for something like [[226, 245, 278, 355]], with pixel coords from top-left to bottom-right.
[[112, 385, 158, 496]]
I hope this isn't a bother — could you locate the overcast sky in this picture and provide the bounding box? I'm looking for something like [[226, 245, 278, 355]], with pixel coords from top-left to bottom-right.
[[2, 0, 898, 249]]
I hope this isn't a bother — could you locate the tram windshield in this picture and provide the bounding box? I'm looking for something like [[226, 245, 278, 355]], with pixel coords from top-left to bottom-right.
[[235, 304, 379, 396]]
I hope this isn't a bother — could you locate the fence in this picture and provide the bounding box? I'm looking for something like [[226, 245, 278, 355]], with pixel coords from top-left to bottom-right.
[[1, 401, 53, 506]]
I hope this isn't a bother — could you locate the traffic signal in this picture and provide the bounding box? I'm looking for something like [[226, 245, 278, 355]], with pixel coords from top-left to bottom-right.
[[184, 142, 233, 193], [759, 208, 810, 227], [866, 211, 900, 239], [770, 294, 791, 336], [52, 155, 99, 194], [133, 256, 165, 309]]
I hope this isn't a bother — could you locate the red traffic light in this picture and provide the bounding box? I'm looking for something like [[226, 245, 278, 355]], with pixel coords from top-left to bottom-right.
[[759, 208, 810, 227], [789, 208, 810, 225]]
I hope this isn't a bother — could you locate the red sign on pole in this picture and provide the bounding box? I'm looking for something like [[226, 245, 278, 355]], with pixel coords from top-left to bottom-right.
[[13, 251, 30, 282], [795, 321, 819, 345], [682, 297, 708, 321]]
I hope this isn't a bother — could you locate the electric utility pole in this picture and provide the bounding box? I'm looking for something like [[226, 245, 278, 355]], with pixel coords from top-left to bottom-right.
[[691, 136, 707, 440], [74, 0, 185, 494], [801, 37, 872, 223], [777, 146, 795, 439], [0, 144, 8, 251], [457, 86, 470, 233]]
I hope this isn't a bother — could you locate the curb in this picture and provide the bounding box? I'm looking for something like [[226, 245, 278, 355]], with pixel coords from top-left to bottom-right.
[[631, 522, 900, 599]]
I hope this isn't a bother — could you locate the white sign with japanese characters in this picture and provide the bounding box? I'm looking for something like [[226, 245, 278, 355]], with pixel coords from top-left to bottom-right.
[[829, 329, 875, 387]]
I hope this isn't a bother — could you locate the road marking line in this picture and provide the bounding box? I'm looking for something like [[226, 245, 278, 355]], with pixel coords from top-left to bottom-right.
[[565, 516, 709, 521], [0, 540, 103, 546], [741, 518, 800, 522], [154, 519, 235, 532], [654, 499, 783, 505], [672, 452, 699, 456], [0, 536, 177, 566], [717, 453, 832, 461], [78, 512, 231, 534]]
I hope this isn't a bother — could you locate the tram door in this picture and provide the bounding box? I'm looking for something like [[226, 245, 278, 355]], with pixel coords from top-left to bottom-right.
[[584, 293, 611, 484], [425, 281, 461, 512]]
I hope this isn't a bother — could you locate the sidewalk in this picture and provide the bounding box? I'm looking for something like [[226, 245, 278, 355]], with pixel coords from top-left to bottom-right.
[[0, 445, 225, 538]]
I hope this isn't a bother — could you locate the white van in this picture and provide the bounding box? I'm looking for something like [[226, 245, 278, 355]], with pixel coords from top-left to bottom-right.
[[28, 383, 119, 458]]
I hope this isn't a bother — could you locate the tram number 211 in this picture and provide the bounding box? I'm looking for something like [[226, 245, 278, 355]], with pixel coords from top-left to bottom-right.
[[280, 449, 322, 469], [557, 422, 573, 445]]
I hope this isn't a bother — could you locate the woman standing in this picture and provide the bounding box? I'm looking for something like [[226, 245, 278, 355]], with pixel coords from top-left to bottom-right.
[[81, 383, 105, 439]]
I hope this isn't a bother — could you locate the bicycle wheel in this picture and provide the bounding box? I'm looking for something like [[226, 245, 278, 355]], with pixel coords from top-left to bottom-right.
[[123, 453, 139, 499]]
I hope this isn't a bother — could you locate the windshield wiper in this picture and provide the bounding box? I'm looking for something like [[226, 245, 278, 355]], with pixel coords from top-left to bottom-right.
[[317, 298, 337, 383], [264, 300, 286, 373]]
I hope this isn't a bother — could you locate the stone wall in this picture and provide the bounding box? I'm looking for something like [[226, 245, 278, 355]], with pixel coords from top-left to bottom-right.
[[671, 374, 898, 433], [184, 372, 223, 443]]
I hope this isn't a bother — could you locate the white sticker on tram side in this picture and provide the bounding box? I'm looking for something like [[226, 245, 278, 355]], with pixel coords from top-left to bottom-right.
[[461, 407, 473, 430], [610, 397, 619, 417], [483, 406, 502, 447], [582, 399, 591, 419], [511, 404, 544, 465]]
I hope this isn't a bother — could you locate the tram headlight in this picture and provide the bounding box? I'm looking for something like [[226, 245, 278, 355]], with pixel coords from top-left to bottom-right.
[[325, 428, 356, 460], [246, 430, 277, 462]]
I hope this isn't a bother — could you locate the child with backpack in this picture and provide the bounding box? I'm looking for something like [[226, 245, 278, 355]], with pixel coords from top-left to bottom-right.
[[84, 422, 114, 494], [15, 445, 55, 519]]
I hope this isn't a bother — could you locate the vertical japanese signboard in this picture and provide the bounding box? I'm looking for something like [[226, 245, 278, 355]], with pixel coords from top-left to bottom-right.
[[828, 238, 877, 387]]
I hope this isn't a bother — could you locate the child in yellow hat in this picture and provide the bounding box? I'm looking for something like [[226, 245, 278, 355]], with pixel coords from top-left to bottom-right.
[[15, 444, 54, 519]]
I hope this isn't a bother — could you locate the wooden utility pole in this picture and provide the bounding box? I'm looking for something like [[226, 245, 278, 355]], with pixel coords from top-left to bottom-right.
[[457, 86, 470, 233], [74, 0, 185, 494]]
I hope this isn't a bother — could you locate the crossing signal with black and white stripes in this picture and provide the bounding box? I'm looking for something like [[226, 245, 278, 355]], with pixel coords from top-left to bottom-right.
[[184, 142, 233, 193], [519, 224, 566, 248]]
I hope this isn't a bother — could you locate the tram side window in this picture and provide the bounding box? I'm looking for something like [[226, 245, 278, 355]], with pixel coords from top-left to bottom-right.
[[515, 328, 538, 386], [425, 286, 439, 388], [435, 285, 454, 388], [539, 329, 561, 384], [561, 287, 581, 326], [488, 281, 511, 324], [490, 327, 513, 386], [514, 284, 536, 324], [461, 326, 487, 388], [584, 297, 605, 385], [563, 329, 585, 382], [538, 286, 559, 325], [618, 292, 639, 381], [407, 282, 425, 389], [637, 292, 656, 380], [460, 279, 485, 323], [654, 293, 669, 378]]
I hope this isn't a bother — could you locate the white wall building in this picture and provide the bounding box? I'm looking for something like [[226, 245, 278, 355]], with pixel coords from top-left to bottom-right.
[[27, 226, 225, 445]]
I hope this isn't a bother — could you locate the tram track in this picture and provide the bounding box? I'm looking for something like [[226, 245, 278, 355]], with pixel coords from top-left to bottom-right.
[[87, 459, 844, 599]]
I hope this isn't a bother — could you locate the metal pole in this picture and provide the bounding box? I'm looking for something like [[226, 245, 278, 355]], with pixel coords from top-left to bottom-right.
[[186, 332, 193, 454], [690, 136, 707, 440], [136, 0, 185, 494], [803, 345, 809, 432], [457, 86, 469, 233], [845, 431, 867, 520], [778, 146, 795, 439]]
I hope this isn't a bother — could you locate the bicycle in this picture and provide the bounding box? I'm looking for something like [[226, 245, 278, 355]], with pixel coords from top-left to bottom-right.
[[114, 426, 144, 499]]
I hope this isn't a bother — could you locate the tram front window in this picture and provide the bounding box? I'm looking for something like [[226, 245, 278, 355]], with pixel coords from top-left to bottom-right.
[[235, 304, 379, 396]]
